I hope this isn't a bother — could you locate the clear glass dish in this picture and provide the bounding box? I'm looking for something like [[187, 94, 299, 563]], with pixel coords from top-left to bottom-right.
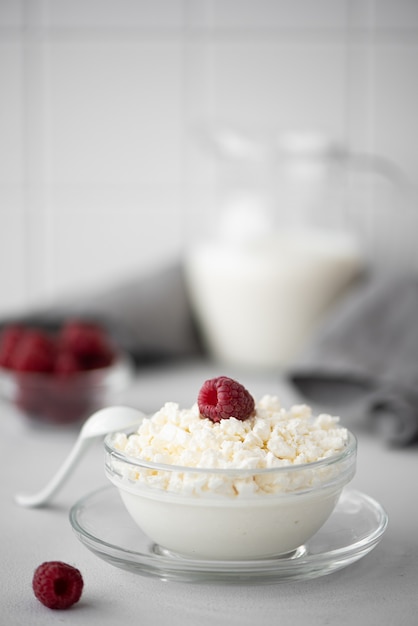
[[104, 430, 357, 560], [69, 486, 388, 584], [0, 353, 134, 425]]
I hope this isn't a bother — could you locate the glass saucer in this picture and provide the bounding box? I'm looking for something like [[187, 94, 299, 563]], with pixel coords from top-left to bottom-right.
[[69, 486, 388, 584]]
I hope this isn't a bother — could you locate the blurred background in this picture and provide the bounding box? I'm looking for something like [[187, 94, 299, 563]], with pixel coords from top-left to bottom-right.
[[1, 0, 417, 317]]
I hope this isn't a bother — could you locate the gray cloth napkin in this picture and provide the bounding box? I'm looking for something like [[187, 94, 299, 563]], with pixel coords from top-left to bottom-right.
[[288, 273, 418, 446], [1, 262, 203, 365]]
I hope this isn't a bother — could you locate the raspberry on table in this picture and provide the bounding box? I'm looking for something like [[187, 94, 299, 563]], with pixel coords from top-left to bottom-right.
[[198, 376, 255, 422], [32, 561, 84, 610]]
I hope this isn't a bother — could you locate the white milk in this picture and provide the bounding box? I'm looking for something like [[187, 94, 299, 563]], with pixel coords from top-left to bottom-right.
[[184, 230, 363, 369]]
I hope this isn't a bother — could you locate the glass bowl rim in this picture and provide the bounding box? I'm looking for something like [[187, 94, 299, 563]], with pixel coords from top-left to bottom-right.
[[0, 351, 134, 383], [104, 428, 357, 478]]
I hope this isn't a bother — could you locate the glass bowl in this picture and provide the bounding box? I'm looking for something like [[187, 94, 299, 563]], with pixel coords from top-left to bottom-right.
[[104, 429, 357, 561], [0, 353, 134, 425]]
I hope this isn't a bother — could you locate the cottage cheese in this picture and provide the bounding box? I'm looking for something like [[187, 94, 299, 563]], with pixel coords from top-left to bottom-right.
[[111, 397, 348, 497]]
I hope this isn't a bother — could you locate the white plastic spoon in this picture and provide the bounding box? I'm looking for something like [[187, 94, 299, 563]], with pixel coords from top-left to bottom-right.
[[15, 405, 144, 509]]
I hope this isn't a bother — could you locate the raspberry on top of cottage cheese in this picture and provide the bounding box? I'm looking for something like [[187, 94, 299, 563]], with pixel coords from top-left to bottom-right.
[[111, 394, 348, 494]]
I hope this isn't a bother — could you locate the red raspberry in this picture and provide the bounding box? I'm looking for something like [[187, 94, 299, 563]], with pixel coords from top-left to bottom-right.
[[198, 376, 255, 422], [32, 561, 83, 610], [54, 350, 81, 375], [0, 324, 25, 368], [59, 320, 115, 370], [11, 330, 55, 372], [60, 320, 107, 354]]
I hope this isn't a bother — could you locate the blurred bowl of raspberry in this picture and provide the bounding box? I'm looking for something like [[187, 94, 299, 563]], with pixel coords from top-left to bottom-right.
[[0, 319, 134, 425]]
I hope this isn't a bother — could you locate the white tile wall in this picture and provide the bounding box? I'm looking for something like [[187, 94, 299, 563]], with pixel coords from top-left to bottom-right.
[[0, 0, 417, 316]]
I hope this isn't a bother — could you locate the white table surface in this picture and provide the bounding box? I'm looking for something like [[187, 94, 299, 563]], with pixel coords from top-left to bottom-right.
[[2, 359, 418, 625]]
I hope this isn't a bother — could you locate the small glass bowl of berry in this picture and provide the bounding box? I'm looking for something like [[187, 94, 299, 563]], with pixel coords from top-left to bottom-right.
[[0, 319, 134, 425]]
